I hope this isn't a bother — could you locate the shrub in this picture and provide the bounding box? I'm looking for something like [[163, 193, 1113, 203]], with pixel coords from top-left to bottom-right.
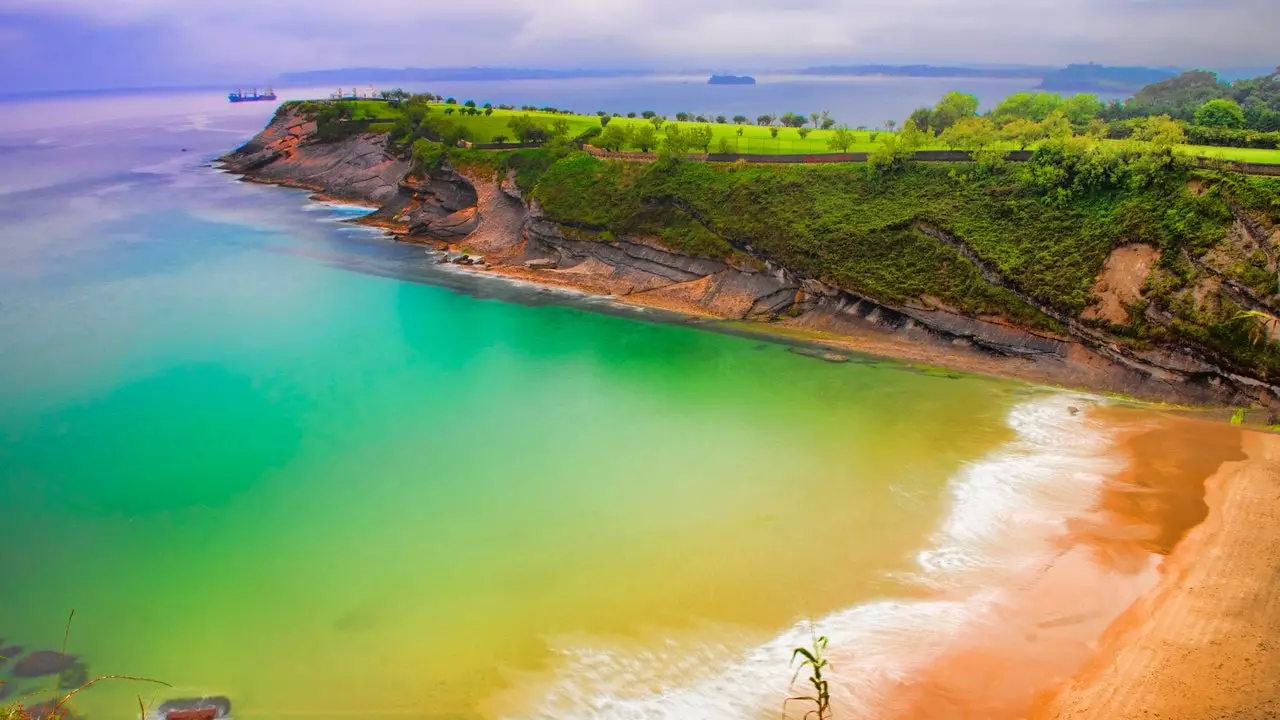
[[1195, 98, 1246, 128]]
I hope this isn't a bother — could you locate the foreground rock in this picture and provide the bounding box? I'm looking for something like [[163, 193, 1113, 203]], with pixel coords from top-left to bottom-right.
[[12, 651, 78, 677]]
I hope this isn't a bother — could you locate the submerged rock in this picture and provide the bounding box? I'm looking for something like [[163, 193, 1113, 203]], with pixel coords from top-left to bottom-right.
[[57, 662, 89, 690], [12, 651, 78, 678], [787, 346, 849, 363], [0, 645, 22, 666]]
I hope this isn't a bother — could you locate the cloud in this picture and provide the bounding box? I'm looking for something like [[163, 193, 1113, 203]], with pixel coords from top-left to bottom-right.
[[0, 0, 1275, 91]]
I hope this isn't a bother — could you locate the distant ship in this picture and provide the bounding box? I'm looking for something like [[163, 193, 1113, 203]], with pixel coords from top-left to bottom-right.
[[708, 75, 756, 86], [228, 88, 277, 103]]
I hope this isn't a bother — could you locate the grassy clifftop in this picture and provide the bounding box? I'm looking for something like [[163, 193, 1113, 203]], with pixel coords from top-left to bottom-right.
[[526, 152, 1280, 379]]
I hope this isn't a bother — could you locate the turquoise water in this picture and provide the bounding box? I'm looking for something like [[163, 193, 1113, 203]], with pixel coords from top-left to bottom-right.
[[0, 94, 1056, 719]]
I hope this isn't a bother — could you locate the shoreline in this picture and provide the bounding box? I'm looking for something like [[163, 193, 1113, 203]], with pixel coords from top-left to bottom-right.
[[214, 155, 1274, 422], [1030, 421, 1280, 719]]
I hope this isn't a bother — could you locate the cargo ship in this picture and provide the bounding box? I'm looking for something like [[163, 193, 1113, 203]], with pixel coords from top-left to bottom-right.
[[228, 88, 277, 103]]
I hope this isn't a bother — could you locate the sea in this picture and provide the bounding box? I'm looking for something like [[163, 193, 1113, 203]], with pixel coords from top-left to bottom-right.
[[0, 77, 1173, 720]]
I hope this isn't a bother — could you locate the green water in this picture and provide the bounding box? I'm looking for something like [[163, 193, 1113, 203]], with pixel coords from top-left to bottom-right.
[[0, 106, 1024, 719]]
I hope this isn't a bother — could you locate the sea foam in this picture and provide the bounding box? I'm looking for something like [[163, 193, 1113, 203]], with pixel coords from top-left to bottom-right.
[[499, 394, 1138, 720]]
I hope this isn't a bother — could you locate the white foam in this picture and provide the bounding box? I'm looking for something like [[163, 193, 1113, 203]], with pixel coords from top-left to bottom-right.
[[499, 394, 1131, 720]]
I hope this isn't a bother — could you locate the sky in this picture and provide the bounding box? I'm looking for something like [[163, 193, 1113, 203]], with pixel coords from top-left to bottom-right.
[[0, 0, 1276, 93]]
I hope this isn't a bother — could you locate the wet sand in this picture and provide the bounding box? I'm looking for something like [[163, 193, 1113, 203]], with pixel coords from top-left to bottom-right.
[[1031, 421, 1280, 719]]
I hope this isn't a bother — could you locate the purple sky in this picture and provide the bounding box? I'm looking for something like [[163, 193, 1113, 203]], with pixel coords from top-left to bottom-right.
[[1, 0, 1275, 92]]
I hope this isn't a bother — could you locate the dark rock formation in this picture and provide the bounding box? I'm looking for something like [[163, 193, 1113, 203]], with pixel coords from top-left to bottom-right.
[[12, 651, 78, 678], [0, 645, 21, 666]]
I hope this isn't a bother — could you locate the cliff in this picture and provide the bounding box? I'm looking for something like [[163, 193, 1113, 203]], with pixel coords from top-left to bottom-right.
[[220, 106, 1280, 410]]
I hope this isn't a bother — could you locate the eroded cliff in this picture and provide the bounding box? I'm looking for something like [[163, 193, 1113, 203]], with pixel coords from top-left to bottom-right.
[[220, 106, 1280, 410]]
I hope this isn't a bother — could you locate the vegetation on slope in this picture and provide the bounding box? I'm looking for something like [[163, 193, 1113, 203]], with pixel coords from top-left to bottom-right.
[[527, 147, 1280, 378]]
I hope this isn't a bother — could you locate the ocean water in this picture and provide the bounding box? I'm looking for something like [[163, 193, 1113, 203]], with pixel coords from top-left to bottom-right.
[[1, 86, 1152, 720]]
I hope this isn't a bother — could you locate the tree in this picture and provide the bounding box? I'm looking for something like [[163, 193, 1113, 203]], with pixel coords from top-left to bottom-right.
[[676, 112, 693, 122], [1195, 98, 1247, 128], [444, 107, 455, 115], [770, 126, 779, 138], [597, 123, 631, 151], [870, 119, 929, 171], [940, 116, 998, 151], [1001, 118, 1046, 149], [733, 115, 749, 124], [736, 127, 745, 137], [627, 112, 637, 118], [931, 90, 979, 133], [484, 107, 493, 116], [641, 110, 657, 119], [649, 116, 666, 130], [596, 110, 608, 116], [828, 126, 855, 151], [507, 114, 547, 143], [1138, 114, 1187, 146], [550, 118, 571, 139], [1041, 111, 1074, 139], [716, 115, 728, 124], [445, 97, 457, 105], [632, 124, 658, 152], [464, 100, 476, 108], [798, 127, 812, 140], [908, 107, 934, 133], [992, 91, 1062, 123], [781, 112, 807, 128], [661, 125, 692, 159], [695, 115, 709, 123], [493, 135, 508, 145], [689, 124, 714, 152], [717, 137, 733, 154], [810, 112, 821, 129], [600, 115, 612, 127], [1061, 94, 1104, 125], [885, 120, 897, 132]]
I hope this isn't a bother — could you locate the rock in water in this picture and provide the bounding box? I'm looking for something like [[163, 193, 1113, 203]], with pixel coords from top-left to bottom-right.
[[57, 662, 89, 690], [12, 651, 78, 678], [0, 645, 22, 666], [157, 696, 232, 720]]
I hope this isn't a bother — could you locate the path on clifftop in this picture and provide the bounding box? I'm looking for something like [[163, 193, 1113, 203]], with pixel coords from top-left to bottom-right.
[[1033, 429, 1280, 720]]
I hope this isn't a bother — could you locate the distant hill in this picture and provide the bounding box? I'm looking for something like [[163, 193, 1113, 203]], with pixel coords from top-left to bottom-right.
[[277, 67, 655, 84], [796, 64, 1049, 79], [1037, 64, 1177, 92]]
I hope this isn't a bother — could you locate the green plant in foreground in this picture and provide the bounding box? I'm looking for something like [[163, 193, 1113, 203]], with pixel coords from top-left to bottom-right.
[[1231, 408, 1247, 425], [1, 612, 169, 720], [784, 628, 833, 720]]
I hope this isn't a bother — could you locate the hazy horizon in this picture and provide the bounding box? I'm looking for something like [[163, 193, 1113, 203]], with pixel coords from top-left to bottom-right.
[[1, 0, 1276, 93]]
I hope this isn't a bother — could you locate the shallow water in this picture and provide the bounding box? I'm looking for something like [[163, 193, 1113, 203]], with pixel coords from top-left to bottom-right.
[[0, 90, 1184, 720]]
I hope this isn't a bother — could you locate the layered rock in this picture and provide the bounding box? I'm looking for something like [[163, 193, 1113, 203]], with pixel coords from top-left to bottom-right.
[[219, 109, 1279, 409]]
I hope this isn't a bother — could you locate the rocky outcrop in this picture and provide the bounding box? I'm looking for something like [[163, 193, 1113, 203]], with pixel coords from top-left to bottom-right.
[[220, 109, 1279, 409], [220, 107, 407, 205]]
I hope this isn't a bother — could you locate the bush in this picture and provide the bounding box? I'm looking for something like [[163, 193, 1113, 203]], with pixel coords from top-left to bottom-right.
[[1194, 98, 1246, 128], [1185, 125, 1280, 149]]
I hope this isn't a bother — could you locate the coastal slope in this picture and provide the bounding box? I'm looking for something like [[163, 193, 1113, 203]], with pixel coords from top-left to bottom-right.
[[220, 105, 1280, 410]]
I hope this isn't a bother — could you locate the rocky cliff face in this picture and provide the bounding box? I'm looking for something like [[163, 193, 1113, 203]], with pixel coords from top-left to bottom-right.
[[220, 109, 1280, 410]]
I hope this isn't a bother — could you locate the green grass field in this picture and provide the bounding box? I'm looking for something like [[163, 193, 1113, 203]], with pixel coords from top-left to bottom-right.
[[345, 100, 1280, 163]]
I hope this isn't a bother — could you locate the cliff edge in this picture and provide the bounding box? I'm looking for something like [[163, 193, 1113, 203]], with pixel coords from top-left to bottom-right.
[[220, 105, 1280, 410]]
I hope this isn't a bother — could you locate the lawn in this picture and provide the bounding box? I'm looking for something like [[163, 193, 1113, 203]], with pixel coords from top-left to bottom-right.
[[345, 100, 1280, 163]]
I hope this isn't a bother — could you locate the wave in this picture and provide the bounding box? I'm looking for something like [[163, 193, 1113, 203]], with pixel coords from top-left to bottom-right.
[[497, 395, 1152, 720]]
